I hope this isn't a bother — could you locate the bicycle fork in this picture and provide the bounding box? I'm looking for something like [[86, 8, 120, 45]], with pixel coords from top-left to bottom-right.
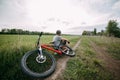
[[36, 45, 46, 63]]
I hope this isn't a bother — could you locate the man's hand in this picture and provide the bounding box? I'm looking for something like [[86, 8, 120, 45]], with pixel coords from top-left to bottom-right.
[[68, 41, 70, 44], [62, 38, 70, 44]]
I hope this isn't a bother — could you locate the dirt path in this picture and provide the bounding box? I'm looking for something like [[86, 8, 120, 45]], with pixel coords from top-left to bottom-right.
[[44, 39, 81, 80], [90, 41, 120, 80]]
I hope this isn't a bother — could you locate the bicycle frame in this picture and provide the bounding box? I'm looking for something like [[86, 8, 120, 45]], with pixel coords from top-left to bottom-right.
[[41, 44, 62, 55], [37, 32, 62, 57]]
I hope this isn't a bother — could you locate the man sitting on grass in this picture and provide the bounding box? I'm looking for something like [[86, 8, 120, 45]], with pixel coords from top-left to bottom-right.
[[52, 30, 70, 53]]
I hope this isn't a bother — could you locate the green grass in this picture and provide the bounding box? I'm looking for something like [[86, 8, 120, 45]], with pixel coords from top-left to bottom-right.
[[88, 36, 120, 59], [2, 35, 119, 80], [63, 36, 115, 80], [0, 34, 80, 80]]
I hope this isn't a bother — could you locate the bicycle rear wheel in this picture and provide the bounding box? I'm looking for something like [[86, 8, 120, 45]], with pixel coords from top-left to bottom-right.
[[21, 49, 56, 78], [64, 46, 75, 57]]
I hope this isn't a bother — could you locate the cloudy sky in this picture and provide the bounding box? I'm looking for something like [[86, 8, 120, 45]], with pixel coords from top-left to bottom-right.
[[0, 0, 120, 34]]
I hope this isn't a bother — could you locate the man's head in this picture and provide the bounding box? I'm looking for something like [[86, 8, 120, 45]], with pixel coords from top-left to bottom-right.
[[56, 30, 61, 35]]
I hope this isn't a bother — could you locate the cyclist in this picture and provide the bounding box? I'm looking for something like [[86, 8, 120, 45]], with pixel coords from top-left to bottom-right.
[[52, 30, 70, 53]]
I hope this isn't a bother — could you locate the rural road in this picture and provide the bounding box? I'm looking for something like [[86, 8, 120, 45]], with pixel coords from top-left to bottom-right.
[[44, 39, 81, 80], [90, 41, 120, 80]]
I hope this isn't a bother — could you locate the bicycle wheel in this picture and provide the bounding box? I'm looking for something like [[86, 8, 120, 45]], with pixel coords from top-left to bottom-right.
[[64, 46, 75, 57], [21, 49, 56, 78]]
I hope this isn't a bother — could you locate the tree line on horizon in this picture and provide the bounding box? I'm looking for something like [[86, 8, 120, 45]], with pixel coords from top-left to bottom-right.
[[0, 28, 55, 35], [0, 28, 73, 36], [0, 20, 120, 37], [82, 20, 120, 38]]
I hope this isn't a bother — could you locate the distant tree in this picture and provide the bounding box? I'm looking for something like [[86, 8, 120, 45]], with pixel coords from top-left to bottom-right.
[[97, 32, 102, 36], [0, 28, 55, 35], [82, 31, 87, 35], [10, 29, 17, 34], [1, 29, 7, 33], [101, 30, 105, 36], [93, 28, 97, 35], [106, 20, 120, 38], [82, 31, 93, 36], [97, 30, 105, 36], [101, 30, 104, 34], [17, 29, 23, 34], [6, 29, 11, 33]]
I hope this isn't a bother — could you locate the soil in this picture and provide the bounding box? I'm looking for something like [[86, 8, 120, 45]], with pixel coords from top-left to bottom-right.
[[44, 39, 81, 80], [90, 41, 120, 80]]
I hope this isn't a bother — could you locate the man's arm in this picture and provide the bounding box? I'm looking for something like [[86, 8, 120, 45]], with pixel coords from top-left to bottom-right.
[[61, 38, 70, 44]]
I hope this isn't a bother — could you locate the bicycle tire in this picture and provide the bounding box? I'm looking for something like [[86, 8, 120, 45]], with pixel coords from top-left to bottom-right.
[[64, 46, 75, 57], [21, 49, 56, 78]]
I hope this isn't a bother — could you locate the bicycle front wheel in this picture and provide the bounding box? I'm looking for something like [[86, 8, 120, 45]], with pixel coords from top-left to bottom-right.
[[21, 49, 56, 78]]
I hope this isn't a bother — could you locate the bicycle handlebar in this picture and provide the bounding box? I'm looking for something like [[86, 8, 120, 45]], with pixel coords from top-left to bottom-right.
[[39, 32, 43, 37], [36, 32, 43, 46]]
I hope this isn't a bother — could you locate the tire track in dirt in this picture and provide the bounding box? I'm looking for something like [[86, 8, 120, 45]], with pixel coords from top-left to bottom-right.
[[90, 41, 120, 80], [44, 39, 81, 80]]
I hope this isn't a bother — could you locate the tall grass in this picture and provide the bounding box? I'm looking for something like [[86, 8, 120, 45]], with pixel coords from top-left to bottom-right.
[[89, 36, 120, 59], [63, 36, 114, 80], [0, 34, 80, 80]]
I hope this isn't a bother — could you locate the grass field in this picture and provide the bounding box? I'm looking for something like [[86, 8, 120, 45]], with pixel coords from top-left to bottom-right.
[[0, 35, 120, 80], [0, 34, 80, 80], [63, 36, 120, 80], [89, 36, 120, 59]]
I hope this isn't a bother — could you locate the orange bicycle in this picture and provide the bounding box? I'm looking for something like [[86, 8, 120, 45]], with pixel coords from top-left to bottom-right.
[[21, 32, 75, 78]]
